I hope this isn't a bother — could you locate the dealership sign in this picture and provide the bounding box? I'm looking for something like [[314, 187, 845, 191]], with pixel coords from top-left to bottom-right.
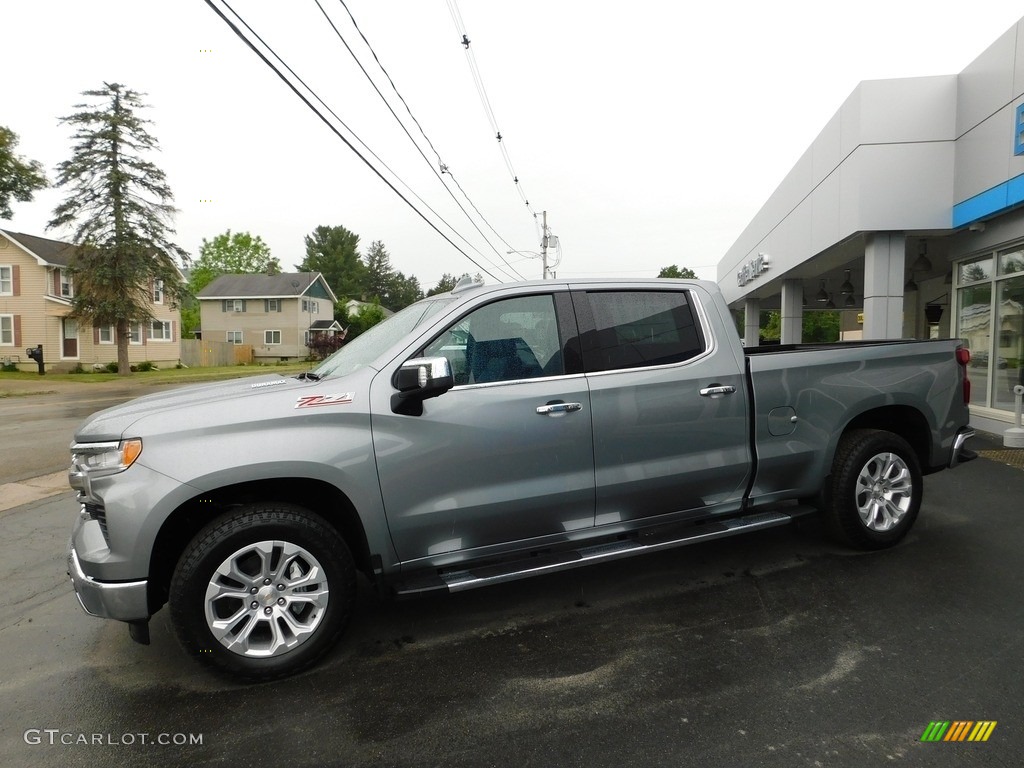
[[737, 253, 770, 286]]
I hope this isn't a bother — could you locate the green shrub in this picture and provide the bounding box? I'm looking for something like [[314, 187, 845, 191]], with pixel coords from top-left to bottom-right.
[[105, 362, 119, 373], [135, 361, 156, 372], [1, 362, 18, 373]]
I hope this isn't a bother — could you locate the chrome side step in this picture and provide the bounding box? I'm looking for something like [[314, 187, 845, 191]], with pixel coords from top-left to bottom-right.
[[393, 508, 811, 596]]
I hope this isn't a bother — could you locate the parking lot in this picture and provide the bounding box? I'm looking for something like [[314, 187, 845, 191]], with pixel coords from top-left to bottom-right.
[[0, 390, 1021, 767]]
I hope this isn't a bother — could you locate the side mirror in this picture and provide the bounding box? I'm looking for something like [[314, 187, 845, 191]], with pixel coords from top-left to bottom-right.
[[391, 356, 455, 415]]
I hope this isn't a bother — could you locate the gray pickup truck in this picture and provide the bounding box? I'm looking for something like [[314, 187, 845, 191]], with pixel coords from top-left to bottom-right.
[[67, 278, 975, 681]]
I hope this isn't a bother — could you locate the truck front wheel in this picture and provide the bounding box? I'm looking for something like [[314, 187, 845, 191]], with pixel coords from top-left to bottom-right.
[[169, 503, 356, 682], [825, 429, 922, 550]]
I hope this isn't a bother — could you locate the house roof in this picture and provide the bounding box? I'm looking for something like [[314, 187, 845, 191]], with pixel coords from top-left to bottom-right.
[[198, 272, 338, 302], [0, 229, 77, 266], [309, 319, 342, 330]]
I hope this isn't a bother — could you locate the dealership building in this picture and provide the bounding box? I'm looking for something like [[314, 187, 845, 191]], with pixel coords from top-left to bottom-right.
[[718, 15, 1024, 434]]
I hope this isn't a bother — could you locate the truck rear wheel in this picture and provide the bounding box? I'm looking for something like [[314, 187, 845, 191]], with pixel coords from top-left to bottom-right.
[[169, 503, 355, 682], [825, 429, 922, 550]]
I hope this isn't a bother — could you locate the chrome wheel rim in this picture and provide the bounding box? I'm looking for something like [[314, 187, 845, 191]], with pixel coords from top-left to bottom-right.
[[854, 452, 913, 532], [204, 540, 329, 658]]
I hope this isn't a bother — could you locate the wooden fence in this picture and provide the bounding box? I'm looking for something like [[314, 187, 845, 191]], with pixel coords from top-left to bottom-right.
[[180, 339, 254, 367]]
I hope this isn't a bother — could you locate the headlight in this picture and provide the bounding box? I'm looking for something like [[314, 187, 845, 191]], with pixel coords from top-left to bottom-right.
[[70, 439, 143, 476]]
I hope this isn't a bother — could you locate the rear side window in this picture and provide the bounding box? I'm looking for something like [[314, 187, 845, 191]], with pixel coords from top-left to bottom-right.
[[575, 291, 705, 373]]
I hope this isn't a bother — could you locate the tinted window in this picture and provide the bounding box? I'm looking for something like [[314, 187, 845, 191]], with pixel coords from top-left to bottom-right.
[[578, 291, 704, 373], [423, 295, 563, 385]]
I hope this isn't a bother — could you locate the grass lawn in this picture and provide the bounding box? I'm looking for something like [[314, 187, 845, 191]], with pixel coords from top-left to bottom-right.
[[0, 361, 315, 392]]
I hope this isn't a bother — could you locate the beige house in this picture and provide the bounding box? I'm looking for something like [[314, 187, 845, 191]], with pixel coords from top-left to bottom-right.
[[0, 229, 182, 372], [197, 272, 340, 362]]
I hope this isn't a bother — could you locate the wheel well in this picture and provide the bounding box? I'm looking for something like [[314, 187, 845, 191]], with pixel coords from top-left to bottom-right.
[[147, 478, 372, 613], [842, 406, 931, 468]]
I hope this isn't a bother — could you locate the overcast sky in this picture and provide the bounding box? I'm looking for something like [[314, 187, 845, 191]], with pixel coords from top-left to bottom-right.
[[3, 1, 1023, 290]]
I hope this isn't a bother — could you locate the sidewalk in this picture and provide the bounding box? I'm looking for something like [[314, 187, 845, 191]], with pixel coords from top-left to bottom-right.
[[0, 472, 70, 513]]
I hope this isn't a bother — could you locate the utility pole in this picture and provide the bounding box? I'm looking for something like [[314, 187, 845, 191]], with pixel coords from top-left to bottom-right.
[[541, 210, 549, 279]]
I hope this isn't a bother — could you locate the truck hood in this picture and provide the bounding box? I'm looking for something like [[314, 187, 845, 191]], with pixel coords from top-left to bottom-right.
[[74, 373, 317, 442]]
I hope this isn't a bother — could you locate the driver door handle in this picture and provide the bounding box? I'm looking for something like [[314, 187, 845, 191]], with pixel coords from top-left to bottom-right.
[[699, 385, 736, 398], [536, 402, 583, 415]]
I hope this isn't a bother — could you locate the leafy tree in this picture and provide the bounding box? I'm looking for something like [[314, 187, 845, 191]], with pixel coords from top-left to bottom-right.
[[300, 225, 365, 302], [343, 301, 387, 339], [657, 265, 698, 279], [48, 83, 187, 376], [426, 273, 459, 296], [189, 230, 277, 293], [0, 126, 47, 219]]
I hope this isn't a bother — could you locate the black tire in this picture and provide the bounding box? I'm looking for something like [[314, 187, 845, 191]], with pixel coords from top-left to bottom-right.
[[169, 503, 355, 682], [825, 429, 923, 550]]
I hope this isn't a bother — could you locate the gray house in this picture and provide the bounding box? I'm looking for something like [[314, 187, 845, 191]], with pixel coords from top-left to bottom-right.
[[198, 272, 340, 362]]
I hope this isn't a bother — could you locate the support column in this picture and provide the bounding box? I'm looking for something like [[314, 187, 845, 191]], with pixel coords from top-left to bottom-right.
[[862, 233, 906, 340], [744, 298, 760, 348], [780, 279, 803, 344]]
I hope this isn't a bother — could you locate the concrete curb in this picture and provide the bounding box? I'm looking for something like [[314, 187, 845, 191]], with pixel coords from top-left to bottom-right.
[[0, 471, 71, 513]]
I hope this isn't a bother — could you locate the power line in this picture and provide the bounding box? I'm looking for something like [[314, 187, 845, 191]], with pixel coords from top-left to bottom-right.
[[319, 0, 526, 280], [445, 0, 535, 218], [204, 0, 509, 282]]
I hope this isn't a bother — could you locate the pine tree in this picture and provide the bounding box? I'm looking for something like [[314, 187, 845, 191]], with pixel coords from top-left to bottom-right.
[[48, 83, 187, 375]]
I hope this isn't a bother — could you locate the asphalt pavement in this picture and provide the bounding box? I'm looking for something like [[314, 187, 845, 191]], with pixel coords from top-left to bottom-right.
[[0, 415, 1022, 767]]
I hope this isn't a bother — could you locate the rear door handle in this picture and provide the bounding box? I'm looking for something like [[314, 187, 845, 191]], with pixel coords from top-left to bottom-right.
[[536, 402, 583, 415], [699, 385, 736, 398]]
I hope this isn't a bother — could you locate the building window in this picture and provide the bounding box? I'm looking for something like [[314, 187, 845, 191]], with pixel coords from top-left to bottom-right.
[[0, 266, 11, 296], [955, 247, 1024, 412], [267, 299, 279, 312], [227, 331, 243, 344], [98, 325, 114, 344], [302, 299, 320, 314], [59, 268, 74, 298], [151, 320, 171, 341], [1015, 103, 1024, 156], [0, 315, 13, 345], [129, 322, 143, 345], [153, 279, 164, 304], [264, 330, 281, 345], [231, 299, 245, 312]]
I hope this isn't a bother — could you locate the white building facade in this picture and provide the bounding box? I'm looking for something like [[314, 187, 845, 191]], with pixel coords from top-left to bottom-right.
[[719, 16, 1024, 434]]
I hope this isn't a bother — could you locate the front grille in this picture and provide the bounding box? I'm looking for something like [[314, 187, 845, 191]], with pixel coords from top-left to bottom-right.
[[85, 502, 109, 543]]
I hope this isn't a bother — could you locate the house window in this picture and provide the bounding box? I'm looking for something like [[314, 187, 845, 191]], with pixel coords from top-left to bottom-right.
[[0, 266, 11, 296], [0, 315, 13, 345], [302, 299, 319, 314], [98, 325, 115, 344], [267, 299, 279, 312], [151, 320, 171, 341], [129, 322, 143, 344], [153, 279, 164, 304], [232, 299, 245, 312], [264, 330, 281, 345], [227, 331, 242, 344], [59, 268, 74, 298]]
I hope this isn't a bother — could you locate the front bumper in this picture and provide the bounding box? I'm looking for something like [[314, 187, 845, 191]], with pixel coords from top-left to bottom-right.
[[66, 545, 149, 621]]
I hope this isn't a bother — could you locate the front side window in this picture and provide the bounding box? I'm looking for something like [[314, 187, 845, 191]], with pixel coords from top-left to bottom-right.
[[0, 266, 12, 295], [129, 322, 142, 344], [98, 325, 114, 344], [153, 279, 164, 304], [576, 291, 705, 373], [59, 269, 74, 298], [423, 294, 562, 385], [0, 315, 12, 345], [264, 330, 281, 345], [227, 331, 242, 344]]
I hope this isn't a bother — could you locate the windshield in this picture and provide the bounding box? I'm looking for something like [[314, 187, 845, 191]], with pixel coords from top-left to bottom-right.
[[311, 298, 455, 379]]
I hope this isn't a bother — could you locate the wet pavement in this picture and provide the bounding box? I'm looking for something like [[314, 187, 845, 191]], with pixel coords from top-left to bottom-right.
[[0, 429, 1021, 767]]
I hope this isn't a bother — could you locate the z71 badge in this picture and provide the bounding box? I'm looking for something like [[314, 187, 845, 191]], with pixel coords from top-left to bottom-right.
[[295, 393, 355, 409]]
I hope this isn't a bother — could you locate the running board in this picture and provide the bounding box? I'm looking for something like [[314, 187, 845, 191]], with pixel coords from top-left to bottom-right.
[[393, 508, 812, 596]]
